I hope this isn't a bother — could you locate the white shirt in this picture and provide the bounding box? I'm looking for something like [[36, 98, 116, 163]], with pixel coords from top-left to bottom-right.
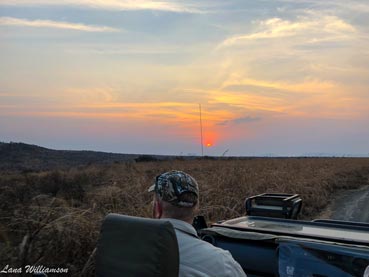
[[364, 265, 369, 277], [162, 218, 247, 277]]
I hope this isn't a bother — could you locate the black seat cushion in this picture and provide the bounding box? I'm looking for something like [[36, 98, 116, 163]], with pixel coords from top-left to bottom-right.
[[96, 214, 179, 277]]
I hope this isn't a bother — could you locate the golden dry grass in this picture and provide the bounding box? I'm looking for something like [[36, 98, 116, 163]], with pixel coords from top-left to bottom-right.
[[1, 157, 369, 275]]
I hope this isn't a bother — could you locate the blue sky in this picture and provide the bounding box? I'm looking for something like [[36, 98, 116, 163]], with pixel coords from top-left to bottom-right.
[[1, 0, 369, 156]]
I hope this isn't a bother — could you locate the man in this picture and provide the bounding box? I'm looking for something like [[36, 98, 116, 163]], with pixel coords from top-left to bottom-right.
[[364, 265, 369, 277], [148, 170, 246, 277]]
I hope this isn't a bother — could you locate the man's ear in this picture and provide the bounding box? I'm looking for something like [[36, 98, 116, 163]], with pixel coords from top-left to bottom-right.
[[193, 199, 200, 214], [153, 200, 163, 219]]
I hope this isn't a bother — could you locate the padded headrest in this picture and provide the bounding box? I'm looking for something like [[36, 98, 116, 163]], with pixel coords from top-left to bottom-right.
[[96, 214, 179, 277]]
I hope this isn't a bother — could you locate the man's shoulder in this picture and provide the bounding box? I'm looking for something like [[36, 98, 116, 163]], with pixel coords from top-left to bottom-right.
[[173, 225, 233, 259], [197, 239, 238, 262], [200, 242, 247, 276], [167, 219, 246, 276], [176, 230, 246, 273]]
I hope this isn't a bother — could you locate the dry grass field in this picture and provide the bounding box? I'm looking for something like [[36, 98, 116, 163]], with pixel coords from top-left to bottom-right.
[[1, 157, 369, 275]]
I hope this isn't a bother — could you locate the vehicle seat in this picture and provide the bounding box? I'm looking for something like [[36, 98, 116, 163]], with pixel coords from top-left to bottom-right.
[[95, 213, 179, 277]]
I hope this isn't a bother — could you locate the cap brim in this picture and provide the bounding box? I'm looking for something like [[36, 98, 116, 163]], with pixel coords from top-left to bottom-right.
[[148, 184, 155, 192]]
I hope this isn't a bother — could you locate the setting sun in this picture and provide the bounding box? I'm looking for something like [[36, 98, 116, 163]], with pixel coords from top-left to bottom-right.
[[206, 143, 212, 147]]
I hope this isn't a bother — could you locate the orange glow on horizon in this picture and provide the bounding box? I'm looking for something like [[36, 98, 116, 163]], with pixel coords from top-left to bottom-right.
[[202, 129, 219, 149]]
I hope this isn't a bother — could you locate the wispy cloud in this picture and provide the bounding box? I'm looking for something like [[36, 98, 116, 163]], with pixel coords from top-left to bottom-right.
[[217, 116, 261, 126], [0, 17, 119, 32], [65, 44, 193, 56], [0, 101, 203, 125], [220, 77, 336, 95], [1, 0, 202, 13], [218, 15, 356, 48], [278, 0, 369, 14]]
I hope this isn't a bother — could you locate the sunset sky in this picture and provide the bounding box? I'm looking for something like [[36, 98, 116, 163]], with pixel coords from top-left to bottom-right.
[[1, 0, 369, 156]]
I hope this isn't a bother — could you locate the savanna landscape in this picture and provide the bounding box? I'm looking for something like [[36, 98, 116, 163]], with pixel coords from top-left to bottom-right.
[[1, 143, 369, 276]]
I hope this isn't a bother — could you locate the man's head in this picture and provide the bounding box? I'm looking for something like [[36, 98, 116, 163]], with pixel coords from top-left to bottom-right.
[[148, 170, 199, 223]]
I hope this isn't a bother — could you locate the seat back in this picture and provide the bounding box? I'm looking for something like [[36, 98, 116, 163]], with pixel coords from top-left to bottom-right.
[[96, 213, 179, 277]]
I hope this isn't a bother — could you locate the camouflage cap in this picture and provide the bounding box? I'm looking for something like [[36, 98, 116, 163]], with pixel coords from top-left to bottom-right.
[[148, 170, 199, 207]]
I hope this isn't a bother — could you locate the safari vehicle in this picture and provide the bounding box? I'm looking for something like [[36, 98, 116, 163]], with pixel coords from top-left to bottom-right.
[[95, 193, 369, 277]]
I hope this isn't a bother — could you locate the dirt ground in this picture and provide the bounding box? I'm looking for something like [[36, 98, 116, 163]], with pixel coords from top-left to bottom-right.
[[319, 185, 369, 223]]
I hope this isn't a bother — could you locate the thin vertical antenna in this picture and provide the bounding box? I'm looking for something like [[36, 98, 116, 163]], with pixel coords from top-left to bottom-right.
[[199, 104, 204, 157]]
